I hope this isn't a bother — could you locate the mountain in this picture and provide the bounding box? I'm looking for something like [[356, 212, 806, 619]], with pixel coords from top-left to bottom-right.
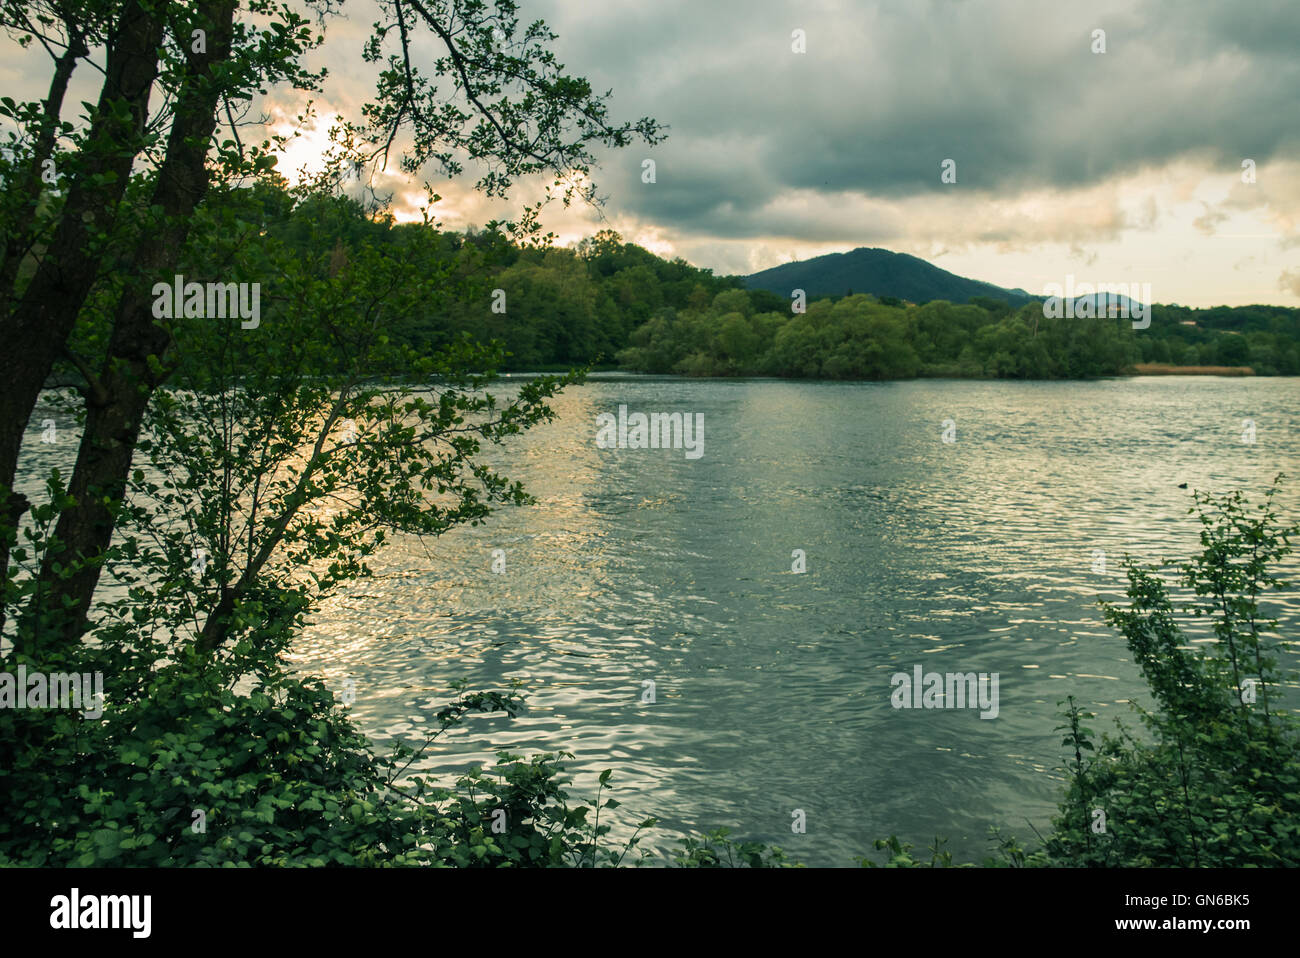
[[743, 247, 1035, 306]]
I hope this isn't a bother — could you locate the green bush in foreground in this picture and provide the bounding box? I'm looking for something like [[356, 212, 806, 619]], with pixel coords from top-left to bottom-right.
[[863, 476, 1299, 868], [1045, 478, 1299, 866], [0, 626, 655, 867]]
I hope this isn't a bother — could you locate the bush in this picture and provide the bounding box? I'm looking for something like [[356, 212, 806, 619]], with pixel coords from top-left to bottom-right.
[[0, 623, 657, 867], [860, 478, 1298, 868], [1045, 477, 1299, 866]]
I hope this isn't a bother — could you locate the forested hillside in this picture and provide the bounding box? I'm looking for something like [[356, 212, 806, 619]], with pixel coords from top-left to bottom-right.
[[126, 182, 1300, 383], [743, 246, 1035, 305]]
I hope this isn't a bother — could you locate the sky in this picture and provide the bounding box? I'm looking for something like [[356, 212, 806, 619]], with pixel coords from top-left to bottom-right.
[[4, 0, 1299, 306]]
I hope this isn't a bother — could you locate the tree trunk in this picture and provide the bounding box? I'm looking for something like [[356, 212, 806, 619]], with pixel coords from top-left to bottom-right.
[[26, 2, 240, 653], [0, 1, 164, 640]]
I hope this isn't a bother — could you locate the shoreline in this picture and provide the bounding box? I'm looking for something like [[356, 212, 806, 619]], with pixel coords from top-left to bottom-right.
[[1130, 363, 1254, 376]]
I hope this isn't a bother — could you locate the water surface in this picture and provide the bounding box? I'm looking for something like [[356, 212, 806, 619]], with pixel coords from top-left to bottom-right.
[[225, 377, 1300, 863], [287, 376, 1300, 863]]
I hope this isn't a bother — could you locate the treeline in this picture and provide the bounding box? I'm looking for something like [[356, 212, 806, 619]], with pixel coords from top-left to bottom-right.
[[616, 294, 1300, 379], [618, 294, 1140, 379], [186, 182, 1300, 379], [379, 225, 744, 369]]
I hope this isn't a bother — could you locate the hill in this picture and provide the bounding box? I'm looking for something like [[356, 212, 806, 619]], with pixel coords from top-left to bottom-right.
[[743, 247, 1035, 306]]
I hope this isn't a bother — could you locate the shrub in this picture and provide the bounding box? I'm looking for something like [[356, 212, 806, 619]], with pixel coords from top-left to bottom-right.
[[1046, 476, 1299, 866]]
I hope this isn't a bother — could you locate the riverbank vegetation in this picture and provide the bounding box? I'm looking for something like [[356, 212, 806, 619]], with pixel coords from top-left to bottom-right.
[[145, 187, 1300, 380], [616, 292, 1300, 379], [863, 478, 1300, 868], [164, 188, 1300, 381]]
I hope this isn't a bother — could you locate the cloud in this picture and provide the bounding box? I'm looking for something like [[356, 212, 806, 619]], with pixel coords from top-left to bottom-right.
[[1194, 204, 1229, 235], [2, 0, 1297, 303], [240, 0, 1300, 303], [530, 0, 1300, 226]]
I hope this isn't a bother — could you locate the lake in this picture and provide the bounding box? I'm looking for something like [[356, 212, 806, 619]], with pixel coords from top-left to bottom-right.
[[281, 375, 1300, 864], [32, 375, 1295, 865]]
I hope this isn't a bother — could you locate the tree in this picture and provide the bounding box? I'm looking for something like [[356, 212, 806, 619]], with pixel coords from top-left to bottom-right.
[[1215, 333, 1250, 367], [1, 0, 325, 637], [0, 169, 598, 867], [1, 0, 663, 646]]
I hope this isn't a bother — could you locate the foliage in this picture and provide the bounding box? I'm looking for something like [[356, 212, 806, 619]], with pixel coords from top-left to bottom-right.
[[1046, 476, 1299, 866], [385, 225, 739, 370], [0, 619, 654, 866], [856, 834, 963, 868], [854, 829, 1042, 868], [672, 827, 792, 868], [621, 294, 1140, 380], [30, 170, 1289, 384], [0, 0, 683, 872], [856, 479, 1298, 868], [0, 173, 606, 865]]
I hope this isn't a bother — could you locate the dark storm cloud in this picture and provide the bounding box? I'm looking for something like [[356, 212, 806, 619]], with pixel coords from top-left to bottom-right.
[[528, 0, 1300, 240]]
